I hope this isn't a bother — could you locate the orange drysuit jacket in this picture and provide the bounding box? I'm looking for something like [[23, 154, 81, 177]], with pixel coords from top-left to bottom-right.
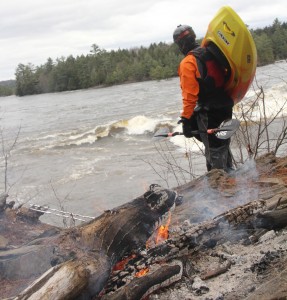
[[178, 54, 201, 119]]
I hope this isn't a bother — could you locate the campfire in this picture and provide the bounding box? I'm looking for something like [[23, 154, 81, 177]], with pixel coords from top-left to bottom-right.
[[102, 210, 174, 296]]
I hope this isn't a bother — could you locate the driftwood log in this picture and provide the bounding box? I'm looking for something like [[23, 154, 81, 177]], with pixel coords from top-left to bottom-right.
[[0, 185, 178, 299]]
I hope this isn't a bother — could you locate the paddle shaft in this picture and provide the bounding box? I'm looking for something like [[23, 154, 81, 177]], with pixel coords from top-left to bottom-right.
[[156, 127, 231, 138]]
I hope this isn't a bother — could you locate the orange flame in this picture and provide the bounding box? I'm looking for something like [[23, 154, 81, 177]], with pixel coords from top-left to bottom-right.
[[155, 224, 169, 244], [146, 211, 172, 248], [135, 268, 149, 277], [113, 254, 136, 272]]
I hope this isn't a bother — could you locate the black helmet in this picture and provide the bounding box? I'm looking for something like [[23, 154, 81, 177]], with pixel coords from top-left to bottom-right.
[[173, 25, 197, 55]]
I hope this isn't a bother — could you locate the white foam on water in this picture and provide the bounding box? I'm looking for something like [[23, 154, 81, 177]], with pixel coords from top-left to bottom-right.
[[122, 115, 172, 135], [234, 81, 287, 122], [236, 61, 287, 121], [23, 115, 175, 150]]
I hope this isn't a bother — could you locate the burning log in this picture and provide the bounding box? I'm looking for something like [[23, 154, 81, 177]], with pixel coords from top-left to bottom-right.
[[0, 185, 178, 299], [101, 177, 287, 299], [101, 260, 183, 300]]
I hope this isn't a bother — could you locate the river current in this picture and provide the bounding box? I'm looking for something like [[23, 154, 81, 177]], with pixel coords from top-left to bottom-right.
[[1, 61, 287, 225]]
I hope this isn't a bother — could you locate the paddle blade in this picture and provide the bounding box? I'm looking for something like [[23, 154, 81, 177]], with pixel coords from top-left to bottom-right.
[[215, 119, 240, 139], [152, 127, 170, 141]]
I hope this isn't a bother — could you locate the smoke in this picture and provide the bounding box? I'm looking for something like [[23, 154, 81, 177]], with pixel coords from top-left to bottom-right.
[[178, 178, 230, 224], [177, 157, 260, 225], [232, 158, 259, 205]]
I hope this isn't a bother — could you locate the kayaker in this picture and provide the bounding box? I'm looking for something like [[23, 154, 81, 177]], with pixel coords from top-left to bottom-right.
[[173, 24, 234, 172]]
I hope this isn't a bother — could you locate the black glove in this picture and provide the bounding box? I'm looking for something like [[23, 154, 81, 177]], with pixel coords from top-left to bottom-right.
[[178, 117, 193, 138]]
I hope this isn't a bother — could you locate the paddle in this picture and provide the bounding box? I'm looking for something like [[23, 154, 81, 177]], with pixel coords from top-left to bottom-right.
[[153, 119, 240, 141]]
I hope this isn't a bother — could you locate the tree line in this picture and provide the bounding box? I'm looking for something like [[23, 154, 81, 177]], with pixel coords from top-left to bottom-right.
[[14, 42, 181, 97], [1, 18, 286, 97]]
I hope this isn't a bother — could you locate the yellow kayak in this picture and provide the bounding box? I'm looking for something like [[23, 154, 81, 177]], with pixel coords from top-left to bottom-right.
[[202, 6, 257, 103]]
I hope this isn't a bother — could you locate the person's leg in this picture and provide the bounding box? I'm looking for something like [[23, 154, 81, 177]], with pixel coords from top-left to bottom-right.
[[206, 106, 234, 172], [196, 111, 212, 170], [208, 143, 230, 171]]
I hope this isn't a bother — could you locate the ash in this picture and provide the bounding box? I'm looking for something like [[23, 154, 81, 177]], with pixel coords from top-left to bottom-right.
[[149, 229, 287, 300]]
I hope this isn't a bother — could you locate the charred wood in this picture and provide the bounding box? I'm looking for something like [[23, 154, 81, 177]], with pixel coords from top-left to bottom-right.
[[101, 260, 183, 300], [254, 207, 287, 230], [102, 195, 287, 298]]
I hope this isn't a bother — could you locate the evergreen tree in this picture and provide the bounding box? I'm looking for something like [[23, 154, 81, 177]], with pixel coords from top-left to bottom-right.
[[253, 33, 274, 65], [15, 63, 38, 96], [270, 19, 287, 60]]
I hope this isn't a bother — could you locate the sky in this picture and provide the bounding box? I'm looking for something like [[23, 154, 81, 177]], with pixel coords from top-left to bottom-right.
[[1, 0, 286, 81]]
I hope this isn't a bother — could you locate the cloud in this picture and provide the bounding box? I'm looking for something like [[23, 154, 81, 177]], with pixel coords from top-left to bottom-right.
[[1, 0, 286, 80]]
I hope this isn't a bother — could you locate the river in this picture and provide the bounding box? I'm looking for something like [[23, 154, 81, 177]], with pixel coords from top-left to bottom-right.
[[0, 61, 287, 225]]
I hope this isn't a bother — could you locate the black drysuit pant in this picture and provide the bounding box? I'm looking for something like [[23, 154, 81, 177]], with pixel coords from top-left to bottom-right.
[[187, 105, 233, 171]]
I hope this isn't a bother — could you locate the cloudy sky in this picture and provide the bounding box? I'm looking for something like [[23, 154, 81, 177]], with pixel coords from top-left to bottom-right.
[[1, 0, 286, 81]]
